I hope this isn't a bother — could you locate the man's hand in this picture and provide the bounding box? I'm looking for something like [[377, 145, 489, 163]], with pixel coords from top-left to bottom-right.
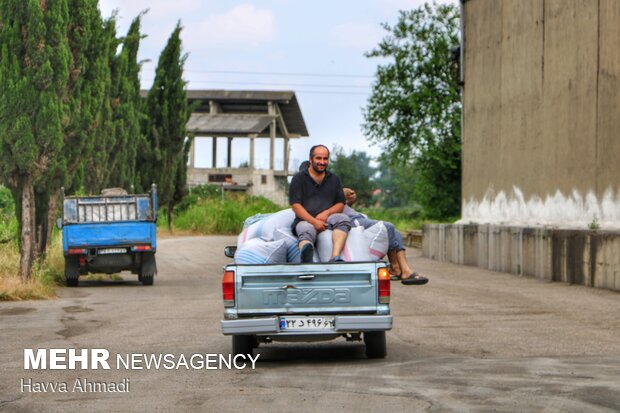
[[315, 210, 330, 223], [312, 218, 327, 232]]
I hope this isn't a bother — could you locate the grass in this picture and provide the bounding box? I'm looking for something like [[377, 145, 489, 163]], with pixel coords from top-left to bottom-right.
[[158, 192, 283, 235], [355, 207, 458, 232], [0, 236, 64, 301]]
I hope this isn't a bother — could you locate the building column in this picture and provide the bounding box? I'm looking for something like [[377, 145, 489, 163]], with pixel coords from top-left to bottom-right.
[[268, 102, 276, 170], [209, 100, 221, 169], [212, 137, 217, 168], [249, 135, 255, 169], [284, 137, 289, 175], [189, 136, 196, 168], [227, 137, 232, 168]]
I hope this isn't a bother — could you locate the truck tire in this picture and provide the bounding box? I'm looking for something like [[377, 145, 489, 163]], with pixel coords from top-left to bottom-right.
[[140, 252, 156, 286], [364, 331, 387, 359], [64, 256, 80, 287], [232, 335, 254, 357]]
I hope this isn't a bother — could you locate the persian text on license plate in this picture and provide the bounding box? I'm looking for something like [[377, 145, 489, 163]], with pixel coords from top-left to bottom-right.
[[280, 316, 335, 330], [98, 248, 127, 255]]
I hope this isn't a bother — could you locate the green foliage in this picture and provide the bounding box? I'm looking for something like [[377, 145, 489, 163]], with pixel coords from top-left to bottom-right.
[[107, 14, 145, 190], [176, 184, 224, 212], [0, 186, 18, 242], [84, 15, 119, 193], [357, 206, 424, 231], [363, 2, 461, 219], [139, 21, 193, 227], [374, 156, 419, 208], [158, 191, 282, 234], [0, 0, 72, 278], [330, 146, 376, 206], [0, 0, 69, 187]]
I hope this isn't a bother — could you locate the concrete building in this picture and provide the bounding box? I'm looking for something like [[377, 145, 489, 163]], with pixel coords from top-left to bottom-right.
[[424, 0, 620, 291], [185, 90, 308, 205]]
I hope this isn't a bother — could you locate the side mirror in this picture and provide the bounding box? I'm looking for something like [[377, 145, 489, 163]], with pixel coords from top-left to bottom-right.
[[224, 246, 237, 258], [56, 218, 63, 229]]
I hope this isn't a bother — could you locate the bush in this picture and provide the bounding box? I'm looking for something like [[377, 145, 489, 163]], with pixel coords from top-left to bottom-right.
[[159, 191, 283, 234], [0, 186, 17, 243], [356, 206, 424, 231]]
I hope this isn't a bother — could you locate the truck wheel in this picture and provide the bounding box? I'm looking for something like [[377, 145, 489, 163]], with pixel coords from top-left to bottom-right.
[[140, 252, 156, 286], [364, 331, 387, 359], [232, 335, 254, 356], [64, 256, 80, 287]]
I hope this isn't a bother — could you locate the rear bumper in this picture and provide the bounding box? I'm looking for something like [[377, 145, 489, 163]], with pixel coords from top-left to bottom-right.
[[221, 315, 393, 335]]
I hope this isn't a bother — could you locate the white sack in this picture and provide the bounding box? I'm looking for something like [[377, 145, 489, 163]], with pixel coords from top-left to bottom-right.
[[316, 229, 333, 262], [233, 238, 288, 265], [364, 221, 389, 260], [341, 226, 371, 262], [237, 209, 295, 247]]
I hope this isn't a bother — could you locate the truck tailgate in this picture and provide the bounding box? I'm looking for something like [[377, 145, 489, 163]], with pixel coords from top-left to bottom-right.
[[232, 262, 381, 315], [63, 222, 156, 248]]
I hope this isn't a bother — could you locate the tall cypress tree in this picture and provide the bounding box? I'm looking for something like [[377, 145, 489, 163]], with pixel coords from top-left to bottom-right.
[[84, 15, 117, 193], [0, 0, 70, 280], [107, 14, 144, 190], [143, 22, 192, 229], [35, 0, 109, 256]]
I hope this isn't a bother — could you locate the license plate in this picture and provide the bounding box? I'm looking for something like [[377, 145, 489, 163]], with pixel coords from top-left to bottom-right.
[[280, 316, 335, 330], [98, 248, 127, 255]]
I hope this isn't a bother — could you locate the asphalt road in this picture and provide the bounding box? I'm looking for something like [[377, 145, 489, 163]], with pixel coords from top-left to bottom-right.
[[1, 235, 620, 412]]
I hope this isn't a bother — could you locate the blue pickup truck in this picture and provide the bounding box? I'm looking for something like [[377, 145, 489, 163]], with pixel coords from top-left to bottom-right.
[[220, 248, 393, 358], [58, 185, 158, 287]]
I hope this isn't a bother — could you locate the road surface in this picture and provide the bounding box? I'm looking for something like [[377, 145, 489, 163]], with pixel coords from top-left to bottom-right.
[[1, 235, 619, 412]]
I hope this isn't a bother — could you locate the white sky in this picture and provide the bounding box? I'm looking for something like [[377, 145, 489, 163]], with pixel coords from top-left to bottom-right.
[[99, 0, 457, 170]]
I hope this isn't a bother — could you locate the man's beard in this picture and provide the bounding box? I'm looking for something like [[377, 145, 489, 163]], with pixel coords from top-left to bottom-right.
[[311, 162, 326, 174]]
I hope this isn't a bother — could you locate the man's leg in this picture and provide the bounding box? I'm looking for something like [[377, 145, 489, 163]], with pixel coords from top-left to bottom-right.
[[295, 221, 317, 263], [332, 229, 348, 258], [326, 213, 351, 259], [387, 250, 402, 275]]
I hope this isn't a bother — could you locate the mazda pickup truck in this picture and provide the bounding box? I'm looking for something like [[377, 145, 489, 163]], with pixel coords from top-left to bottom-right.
[[220, 249, 393, 359]]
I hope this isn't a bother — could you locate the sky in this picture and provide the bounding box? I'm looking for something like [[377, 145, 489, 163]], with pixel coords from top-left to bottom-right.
[[99, 0, 457, 170]]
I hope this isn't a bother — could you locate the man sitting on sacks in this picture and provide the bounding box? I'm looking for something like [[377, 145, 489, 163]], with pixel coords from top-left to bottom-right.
[[289, 145, 351, 263]]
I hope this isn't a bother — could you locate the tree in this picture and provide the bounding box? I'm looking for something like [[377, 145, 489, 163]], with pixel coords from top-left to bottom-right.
[[107, 14, 145, 190], [34, 0, 111, 257], [363, 2, 461, 219], [329, 146, 376, 207], [0, 0, 71, 280], [142, 22, 193, 230], [83, 15, 118, 193], [374, 155, 419, 209]]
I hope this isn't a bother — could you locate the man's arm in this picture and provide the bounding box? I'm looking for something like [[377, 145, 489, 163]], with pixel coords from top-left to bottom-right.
[[315, 202, 344, 222], [292, 203, 327, 231]]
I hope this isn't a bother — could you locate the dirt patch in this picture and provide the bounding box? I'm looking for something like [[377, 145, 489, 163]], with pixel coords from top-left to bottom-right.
[[62, 305, 93, 313], [0, 307, 35, 316]]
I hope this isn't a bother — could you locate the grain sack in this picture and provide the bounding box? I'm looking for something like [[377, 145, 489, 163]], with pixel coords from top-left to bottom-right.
[[233, 238, 288, 265]]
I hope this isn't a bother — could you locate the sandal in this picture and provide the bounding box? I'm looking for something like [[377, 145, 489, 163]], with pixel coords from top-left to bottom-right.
[[401, 272, 429, 285], [390, 273, 402, 281]]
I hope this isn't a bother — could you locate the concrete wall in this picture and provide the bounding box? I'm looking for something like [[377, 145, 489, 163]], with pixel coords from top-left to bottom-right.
[[461, 0, 620, 229], [424, 224, 620, 291]]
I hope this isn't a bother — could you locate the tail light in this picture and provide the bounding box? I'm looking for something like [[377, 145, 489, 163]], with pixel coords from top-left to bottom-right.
[[222, 270, 235, 307], [378, 267, 390, 304], [131, 245, 152, 252], [68, 248, 88, 255]]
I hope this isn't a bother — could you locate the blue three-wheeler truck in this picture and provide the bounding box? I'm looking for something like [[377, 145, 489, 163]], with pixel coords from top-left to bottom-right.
[[57, 185, 158, 287]]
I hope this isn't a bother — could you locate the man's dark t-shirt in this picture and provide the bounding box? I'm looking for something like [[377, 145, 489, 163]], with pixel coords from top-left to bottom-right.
[[289, 168, 345, 231]]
